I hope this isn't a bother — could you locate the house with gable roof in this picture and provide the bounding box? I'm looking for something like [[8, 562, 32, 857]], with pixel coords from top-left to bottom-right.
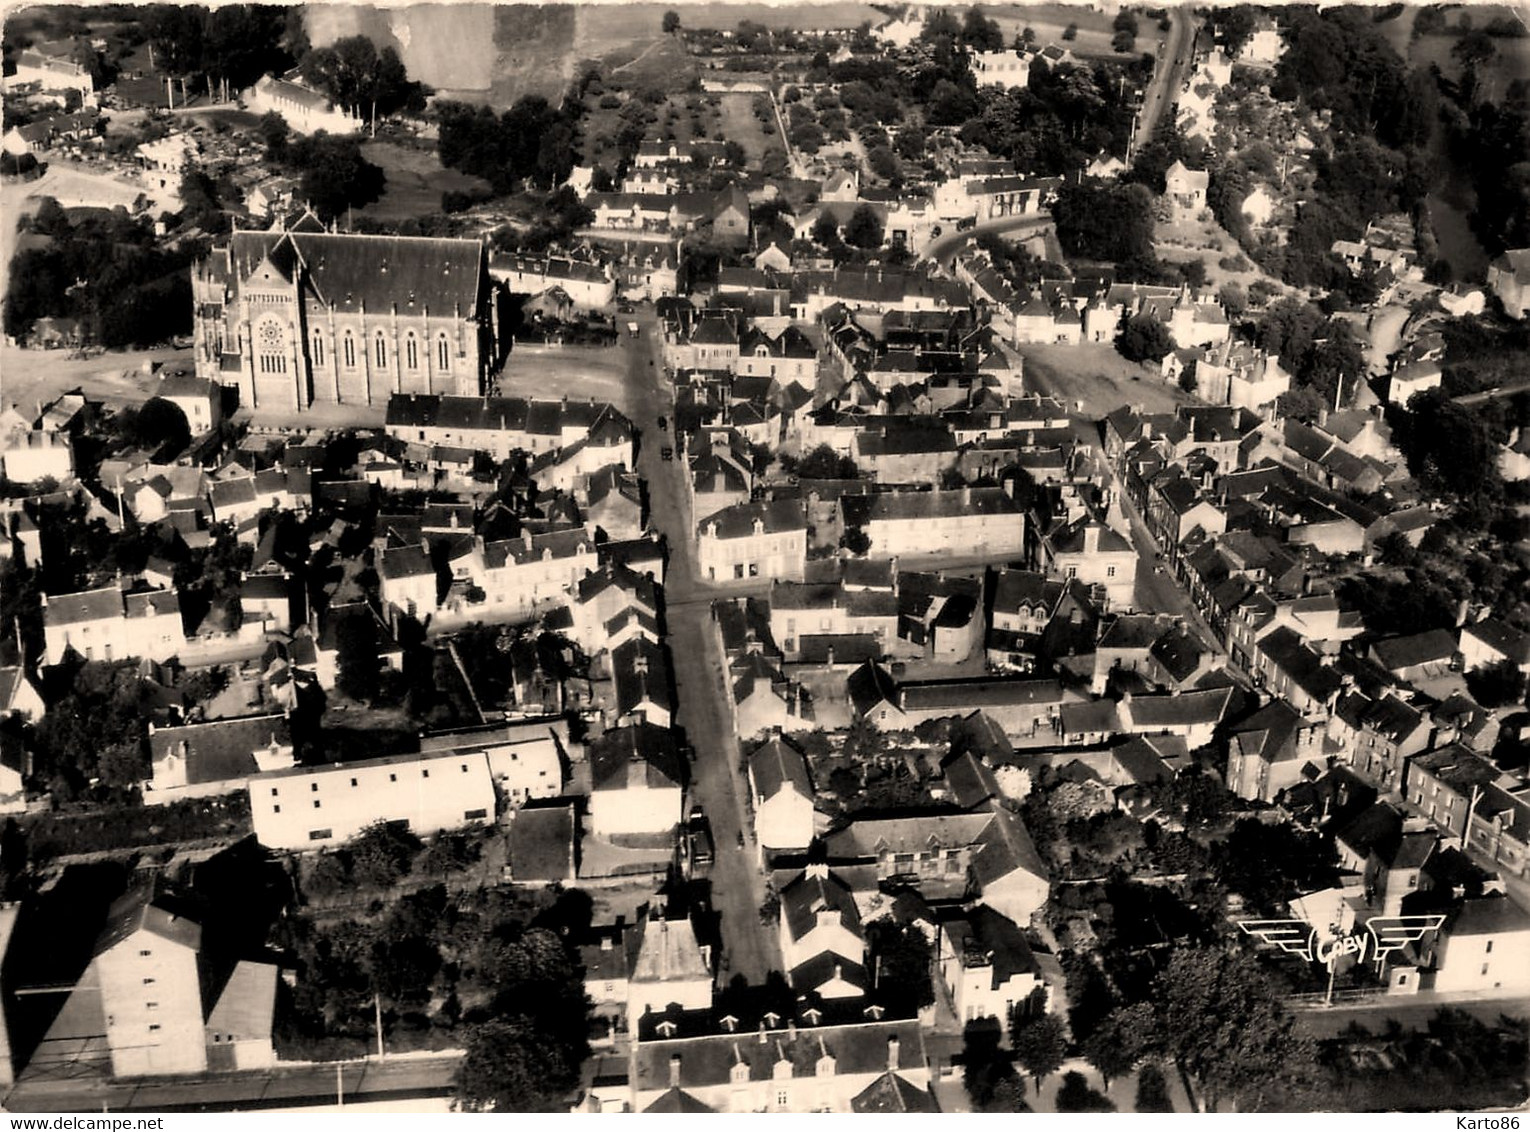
[[144, 713, 295, 803], [747, 735, 816, 857], [42, 584, 185, 666], [779, 865, 867, 999], [939, 904, 1052, 1029], [630, 1019, 933, 1113], [588, 723, 687, 837]]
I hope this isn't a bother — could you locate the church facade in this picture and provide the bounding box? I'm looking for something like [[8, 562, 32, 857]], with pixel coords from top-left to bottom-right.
[[191, 218, 510, 413]]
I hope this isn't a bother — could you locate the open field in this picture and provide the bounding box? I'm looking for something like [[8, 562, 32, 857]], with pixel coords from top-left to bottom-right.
[[356, 141, 493, 222], [1376, 5, 1530, 92], [714, 91, 774, 165], [494, 342, 633, 411], [0, 343, 188, 418], [984, 1, 1163, 59], [1018, 341, 1198, 418], [670, 2, 884, 30]]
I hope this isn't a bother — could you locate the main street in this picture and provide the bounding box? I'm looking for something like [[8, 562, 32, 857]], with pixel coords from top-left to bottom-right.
[[1134, 6, 1198, 155], [620, 312, 781, 985]]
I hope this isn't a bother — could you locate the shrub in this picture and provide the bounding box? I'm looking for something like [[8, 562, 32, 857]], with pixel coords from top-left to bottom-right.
[[1062, 23, 1078, 40], [598, 93, 621, 109]]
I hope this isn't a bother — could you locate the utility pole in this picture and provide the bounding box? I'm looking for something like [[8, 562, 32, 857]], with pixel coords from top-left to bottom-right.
[[374, 991, 385, 1059]]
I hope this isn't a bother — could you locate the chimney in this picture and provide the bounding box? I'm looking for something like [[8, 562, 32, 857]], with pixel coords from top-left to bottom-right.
[[1084, 523, 1100, 554], [759, 1021, 769, 1044], [887, 1035, 900, 1071], [669, 1055, 682, 1087]]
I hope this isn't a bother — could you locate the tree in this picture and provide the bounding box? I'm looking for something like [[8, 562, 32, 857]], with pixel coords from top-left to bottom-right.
[[1135, 1061, 1174, 1112], [334, 608, 380, 702], [1010, 1011, 1067, 1094], [1062, 23, 1078, 41], [1056, 1070, 1116, 1112], [962, 6, 1004, 52], [456, 1017, 581, 1112], [796, 443, 859, 480], [662, 9, 680, 34], [1452, 30, 1497, 71], [350, 820, 420, 888], [1116, 315, 1174, 363], [1112, 29, 1136, 53], [1145, 945, 1315, 1111], [120, 397, 191, 454], [304, 852, 350, 898], [840, 527, 871, 556], [287, 133, 386, 222], [865, 920, 934, 1011], [843, 203, 885, 249], [1465, 659, 1528, 709], [258, 110, 290, 163], [1082, 1002, 1154, 1090]]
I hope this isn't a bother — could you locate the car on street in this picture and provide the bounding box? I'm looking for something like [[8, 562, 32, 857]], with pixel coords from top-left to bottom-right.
[[661, 446, 674, 460], [657, 415, 667, 430]]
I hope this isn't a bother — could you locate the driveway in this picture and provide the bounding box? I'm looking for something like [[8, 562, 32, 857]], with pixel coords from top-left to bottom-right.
[[621, 315, 781, 984]]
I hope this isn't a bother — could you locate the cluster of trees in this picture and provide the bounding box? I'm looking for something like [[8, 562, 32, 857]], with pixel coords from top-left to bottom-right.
[[140, 3, 306, 91], [1251, 297, 1367, 420], [297, 34, 427, 122], [1052, 181, 1160, 280], [975, 232, 1067, 292], [276, 882, 592, 1111], [4, 199, 199, 347], [958, 59, 1142, 177], [257, 115, 386, 222], [1448, 84, 1530, 257], [437, 95, 582, 194], [26, 659, 162, 800]]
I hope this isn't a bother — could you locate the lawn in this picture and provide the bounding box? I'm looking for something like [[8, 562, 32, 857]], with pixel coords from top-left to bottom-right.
[[714, 91, 776, 166], [356, 141, 493, 222]]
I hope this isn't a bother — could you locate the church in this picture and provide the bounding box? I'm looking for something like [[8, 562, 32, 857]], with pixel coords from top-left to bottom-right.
[[191, 213, 511, 413]]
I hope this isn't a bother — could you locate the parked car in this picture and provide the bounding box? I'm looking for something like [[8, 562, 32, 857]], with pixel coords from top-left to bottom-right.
[[657, 415, 667, 431], [661, 446, 674, 460]]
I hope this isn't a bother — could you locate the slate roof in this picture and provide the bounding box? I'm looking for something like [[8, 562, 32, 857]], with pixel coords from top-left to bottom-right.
[[781, 870, 862, 954], [945, 904, 1037, 990], [1448, 896, 1530, 938], [148, 714, 290, 786], [644, 1087, 715, 1113], [632, 1020, 926, 1093], [1372, 629, 1458, 672], [508, 802, 577, 882], [44, 586, 123, 626], [1461, 619, 1530, 665], [698, 498, 806, 540], [589, 722, 686, 792], [748, 736, 813, 800], [93, 878, 202, 958], [205, 959, 278, 1043], [223, 230, 483, 318]]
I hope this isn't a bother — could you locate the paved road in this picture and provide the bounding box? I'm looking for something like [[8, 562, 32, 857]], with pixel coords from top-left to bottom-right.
[[924, 214, 1055, 270], [1292, 994, 1530, 1039], [4, 1053, 462, 1113], [620, 314, 781, 985], [1134, 7, 1198, 154]]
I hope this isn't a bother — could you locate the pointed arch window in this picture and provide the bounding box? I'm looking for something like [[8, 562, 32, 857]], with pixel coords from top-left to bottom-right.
[[342, 332, 356, 368], [311, 332, 324, 368], [374, 333, 388, 368], [405, 332, 419, 370], [436, 333, 451, 371]]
